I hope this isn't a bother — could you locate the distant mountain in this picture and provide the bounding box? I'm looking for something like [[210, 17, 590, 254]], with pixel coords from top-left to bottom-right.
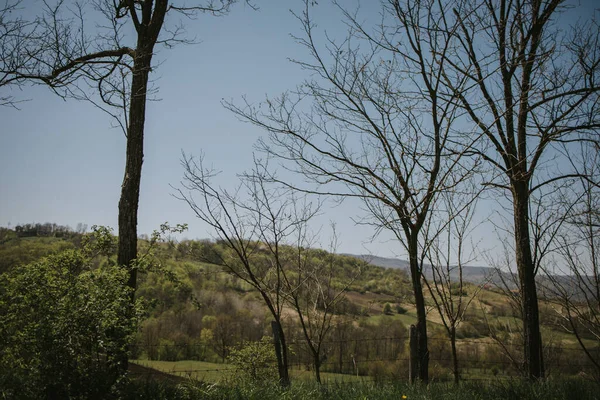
[[347, 254, 513, 287], [349, 254, 411, 270], [348, 254, 595, 299]]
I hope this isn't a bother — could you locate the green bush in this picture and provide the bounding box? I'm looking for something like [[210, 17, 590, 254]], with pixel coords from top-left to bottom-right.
[[456, 321, 481, 339], [396, 304, 408, 314], [383, 302, 393, 315], [0, 228, 144, 399], [227, 337, 278, 385], [157, 338, 184, 361]]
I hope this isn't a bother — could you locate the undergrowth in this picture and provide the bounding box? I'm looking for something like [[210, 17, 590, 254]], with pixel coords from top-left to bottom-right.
[[121, 377, 600, 400]]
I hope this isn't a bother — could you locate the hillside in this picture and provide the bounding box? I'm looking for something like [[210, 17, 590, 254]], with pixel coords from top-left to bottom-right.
[[1, 225, 598, 381]]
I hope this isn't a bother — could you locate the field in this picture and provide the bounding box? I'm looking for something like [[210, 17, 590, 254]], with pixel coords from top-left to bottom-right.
[[131, 360, 373, 384], [122, 374, 600, 400], [127, 360, 600, 400]]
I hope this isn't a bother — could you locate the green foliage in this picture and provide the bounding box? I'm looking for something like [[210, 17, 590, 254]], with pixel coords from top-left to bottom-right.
[[0, 236, 75, 274], [227, 337, 278, 385], [6, 224, 597, 381], [449, 282, 468, 297], [0, 227, 144, 399], [455, 321, 482, 339], [396, 304, 408, 314], [367, 360, 407, 383], [157, 338, 183, 361], [12, 222, 78, 238], [0, 227, 18, 243], [383, 302, 393, 315]]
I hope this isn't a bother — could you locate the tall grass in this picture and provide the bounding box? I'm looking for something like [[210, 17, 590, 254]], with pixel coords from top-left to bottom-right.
[[121, 378, 600, 400]]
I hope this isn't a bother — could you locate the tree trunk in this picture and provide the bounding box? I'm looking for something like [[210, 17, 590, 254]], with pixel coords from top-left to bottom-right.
[[339, 338, 343, 373], [450, 325, 459, 384], [272, 320, 290, 387], [513, 181, 544, 379], [314, 355, 322, 384], [409, 324, 418, 383], [118, 43, 153, 289], [115, 39, 154, 373], [408, 232, 429, 383]]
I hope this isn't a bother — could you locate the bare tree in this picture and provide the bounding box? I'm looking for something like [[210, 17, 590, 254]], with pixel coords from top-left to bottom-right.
[[441, 0, 600, 379], [175, 154, 325, 386], [0, 0, 41, 107], [542, 143, 600, 377], [225, 0, 477, 382], [422, 187, 484, 383], [284, 225, 361, 384]]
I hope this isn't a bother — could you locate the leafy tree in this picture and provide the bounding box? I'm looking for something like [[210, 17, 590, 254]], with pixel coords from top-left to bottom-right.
[[0, 228, 145, 399], [228, 337, 278, 385]]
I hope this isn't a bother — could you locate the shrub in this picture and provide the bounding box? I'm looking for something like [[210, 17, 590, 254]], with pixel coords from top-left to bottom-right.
[[157, 338, 183, 361], [383, 302, 393, 315], [456, 321, 481, 339], [227, 337, 278, 385], [0, 228, 144, 399], [396, 304, 408, 314]]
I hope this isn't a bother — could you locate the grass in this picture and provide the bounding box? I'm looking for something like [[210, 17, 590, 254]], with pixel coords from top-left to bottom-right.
[[366, 311, 419, 327], [121, 377, 600, 400], [132, 360, 230, 382], [131, 360, 370, 384]]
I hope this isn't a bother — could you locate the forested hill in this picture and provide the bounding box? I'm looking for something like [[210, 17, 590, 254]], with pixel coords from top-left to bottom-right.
[[0, 224, 412, 294], [1, 223, 597, 381]]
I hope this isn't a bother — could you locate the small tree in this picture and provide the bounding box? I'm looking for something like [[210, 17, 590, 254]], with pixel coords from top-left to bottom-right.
[[422, 187, 484, 383], [228, 337, 278, 385], [283, 226, 361, 384], [542, 143, 600, 377], [176, 155, 322, 386], [383, 302, 393, 315]]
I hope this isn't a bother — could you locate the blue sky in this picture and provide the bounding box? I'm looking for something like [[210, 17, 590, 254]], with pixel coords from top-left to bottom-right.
[[0, 0, 597, 263], [0, 0, 392, 255]]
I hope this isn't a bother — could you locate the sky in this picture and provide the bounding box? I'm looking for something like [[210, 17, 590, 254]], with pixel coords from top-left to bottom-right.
[[0, 0, 598, 264]]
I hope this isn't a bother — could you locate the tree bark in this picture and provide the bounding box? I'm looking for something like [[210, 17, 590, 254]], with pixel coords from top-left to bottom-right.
[[513, 181, 544, 379], [116, 34, 156, 372], [272, 320, 290, 387], [118, 42, 153, 291], [450, 325, 459, 384], [409, 232, 429, 383], [314, 353, 322, 384]]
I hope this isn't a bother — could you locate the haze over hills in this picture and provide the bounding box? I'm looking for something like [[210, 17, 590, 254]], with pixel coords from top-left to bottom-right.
[[348, 254, 510, 287], [349, 254, 592, 298]]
